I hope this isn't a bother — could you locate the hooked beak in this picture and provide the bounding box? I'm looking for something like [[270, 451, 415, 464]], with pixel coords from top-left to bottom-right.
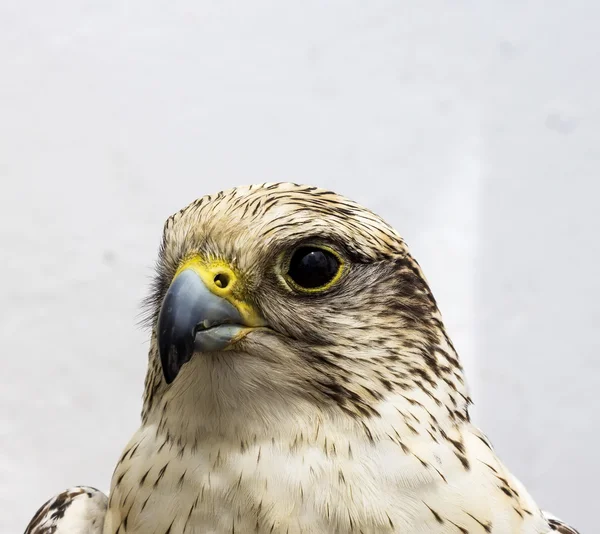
[[156, 259, 263, 384]]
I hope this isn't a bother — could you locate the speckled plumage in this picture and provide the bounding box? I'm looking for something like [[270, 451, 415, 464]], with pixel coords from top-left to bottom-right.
[[26, 184, 579, 534], [24, 486, 107, 534]]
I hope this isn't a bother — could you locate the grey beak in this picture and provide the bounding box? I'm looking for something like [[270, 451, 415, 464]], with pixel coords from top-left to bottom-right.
[[157, 269, 244, 384]]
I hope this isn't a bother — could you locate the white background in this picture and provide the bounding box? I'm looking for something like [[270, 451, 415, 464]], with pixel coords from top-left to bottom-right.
[[1, 2, 597, 532]]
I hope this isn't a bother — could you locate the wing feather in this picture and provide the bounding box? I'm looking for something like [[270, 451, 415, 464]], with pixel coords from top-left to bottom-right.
[[544, 512, 580, 534], [24, 486, 107, 534]]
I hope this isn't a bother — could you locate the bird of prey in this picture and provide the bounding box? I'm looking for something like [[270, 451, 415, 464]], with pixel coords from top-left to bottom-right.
[[25, 183, 579, 534]]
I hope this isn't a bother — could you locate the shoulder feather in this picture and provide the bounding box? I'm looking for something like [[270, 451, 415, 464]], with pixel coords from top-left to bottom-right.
[[24, 486, 107, 534], [544, 512, 580, 534]]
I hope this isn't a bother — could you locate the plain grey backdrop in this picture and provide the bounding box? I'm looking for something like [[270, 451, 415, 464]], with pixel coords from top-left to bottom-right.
[[1, 2, 597, 532]]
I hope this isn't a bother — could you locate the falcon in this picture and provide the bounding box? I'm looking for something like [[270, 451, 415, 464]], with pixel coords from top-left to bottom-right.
[[25, 183, 579, 533]]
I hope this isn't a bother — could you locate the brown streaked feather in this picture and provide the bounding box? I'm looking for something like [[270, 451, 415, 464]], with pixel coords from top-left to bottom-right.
[[24, 486, 107, 534], [547, 517, 580, 534]]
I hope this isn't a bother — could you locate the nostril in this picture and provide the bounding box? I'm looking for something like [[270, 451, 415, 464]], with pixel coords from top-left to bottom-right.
[[214, 272, 230, 289]]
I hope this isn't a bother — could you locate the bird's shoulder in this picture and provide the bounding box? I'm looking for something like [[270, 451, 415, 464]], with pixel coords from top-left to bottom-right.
[[24, 486, 107, 534], [544, 513, 580, 534]]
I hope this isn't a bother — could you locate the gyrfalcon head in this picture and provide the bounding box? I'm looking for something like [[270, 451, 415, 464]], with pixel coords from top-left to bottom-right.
[[142, 183, 468, 435]]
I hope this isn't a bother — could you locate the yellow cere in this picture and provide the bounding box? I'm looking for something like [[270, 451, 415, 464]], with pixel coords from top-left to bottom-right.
[[174, 255, 265, 327]]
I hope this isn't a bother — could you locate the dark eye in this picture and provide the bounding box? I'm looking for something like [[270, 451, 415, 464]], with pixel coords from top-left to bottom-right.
[[286, 247, 341, 290]]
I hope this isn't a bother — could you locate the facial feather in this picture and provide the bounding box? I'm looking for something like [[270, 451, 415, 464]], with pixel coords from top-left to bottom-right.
[[140, 183, 469, 436]]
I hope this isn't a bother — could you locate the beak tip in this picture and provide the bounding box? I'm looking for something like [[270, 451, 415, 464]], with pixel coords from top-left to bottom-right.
[[155, 267, 252, 385], [163, 369, 175, 385], [159, 341, 193, 385]]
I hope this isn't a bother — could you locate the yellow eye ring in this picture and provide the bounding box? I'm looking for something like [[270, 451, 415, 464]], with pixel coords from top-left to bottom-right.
[[282, 245, 345, 293]]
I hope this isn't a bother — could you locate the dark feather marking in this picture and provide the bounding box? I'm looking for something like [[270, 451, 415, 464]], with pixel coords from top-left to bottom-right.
[[424, 502, 445, 524], [447, 519, 469, 534], [464, 511, 492, 532], [139, 467, 152, 485], [24, 487, 106, 534], [548, 518, 580, 534], [153, 462, 169, 488]]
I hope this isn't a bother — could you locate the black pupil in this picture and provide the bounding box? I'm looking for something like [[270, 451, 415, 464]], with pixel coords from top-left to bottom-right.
[[287, 248, 339, 289]]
